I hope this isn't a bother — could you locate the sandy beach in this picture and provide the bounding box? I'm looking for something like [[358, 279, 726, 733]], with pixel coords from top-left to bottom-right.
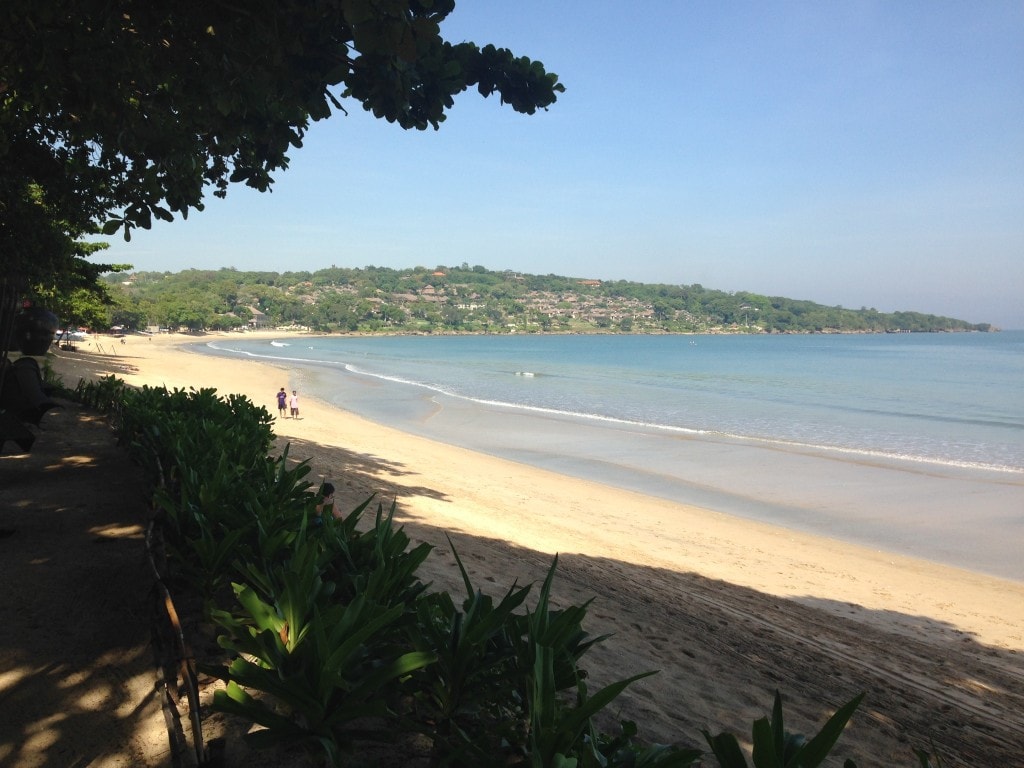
[[40, 331, 1024, 765]]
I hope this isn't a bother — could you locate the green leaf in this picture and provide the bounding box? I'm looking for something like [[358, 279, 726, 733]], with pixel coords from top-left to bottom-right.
[[233, 583, 284, 635], [751, 716, 783, 768], [346, 649, 437, 702], [793, 693, 863, 768], [564, 671, 656, 739], [212, 683, 303, 733], [771, 690, 786, 757], [703, 731, 749, 768]]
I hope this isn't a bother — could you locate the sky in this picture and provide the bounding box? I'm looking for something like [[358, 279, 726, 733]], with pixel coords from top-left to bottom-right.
[[99, 1, 1024, 328]]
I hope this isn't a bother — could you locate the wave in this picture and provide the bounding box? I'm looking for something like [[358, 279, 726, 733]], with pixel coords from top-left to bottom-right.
[[204, 341, 329, 366], [339, 362, 1024, 476], [270, 341, 289, 347], [826, 400, 1024, 433], [200, 340, 1024, 476]]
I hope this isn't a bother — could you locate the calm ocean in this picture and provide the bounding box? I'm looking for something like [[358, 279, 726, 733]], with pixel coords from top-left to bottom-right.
[[200, 332, 1024, 580]]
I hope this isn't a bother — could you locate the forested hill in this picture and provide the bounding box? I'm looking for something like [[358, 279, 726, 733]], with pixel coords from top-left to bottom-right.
[[98, 265, 993, 335]]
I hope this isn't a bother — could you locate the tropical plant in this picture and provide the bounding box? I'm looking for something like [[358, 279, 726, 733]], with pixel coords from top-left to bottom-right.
[[116, 385, 275, 492], [318, 496, 433, 608], [517, 555, 651, 768], [206, 577, 436, 765], [71, 374, 129, 413], [399, 546, 699, 768], [703, 690, 864, 768], [404, 543, 535, 764], [593, 720, 701, 768]]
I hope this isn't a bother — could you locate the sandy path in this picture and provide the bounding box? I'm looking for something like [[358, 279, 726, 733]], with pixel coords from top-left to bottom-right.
[[1, 404, 168, 767]]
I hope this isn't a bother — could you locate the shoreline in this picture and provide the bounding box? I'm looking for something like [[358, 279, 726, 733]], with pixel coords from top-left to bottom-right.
[[44, 331, 1024, 642], [38, 329, 1024, 763], [198, 331, 1024, 582]]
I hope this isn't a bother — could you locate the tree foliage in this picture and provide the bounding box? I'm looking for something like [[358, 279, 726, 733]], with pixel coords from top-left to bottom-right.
[[1, 0, 564, 292], [102, 265, 992, 335]]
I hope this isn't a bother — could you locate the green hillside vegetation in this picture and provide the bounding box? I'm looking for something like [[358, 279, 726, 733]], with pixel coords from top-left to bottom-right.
[[99, 265, 993, 336]]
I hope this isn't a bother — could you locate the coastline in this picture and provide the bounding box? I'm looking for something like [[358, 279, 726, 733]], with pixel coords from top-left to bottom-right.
[[42, 330, 1024, 763], [198, 330, 1024, 581]]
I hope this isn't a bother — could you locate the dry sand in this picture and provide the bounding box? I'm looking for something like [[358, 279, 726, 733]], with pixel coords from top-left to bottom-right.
[[26, 331, 1024, 765]]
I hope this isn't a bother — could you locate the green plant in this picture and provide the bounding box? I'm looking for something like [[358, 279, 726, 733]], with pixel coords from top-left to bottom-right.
[[39, 359, 73, 397], [403, 547, 689, 768], [159, 503, 250, 608], [319, 497, 433, 611], [405, 542, 535, 764], [69, 373, 127, 412], [703, 690, 864, 768], [206, 565, 436, 766], [592, 721, 701, 768], [519, 556, 653, 768]]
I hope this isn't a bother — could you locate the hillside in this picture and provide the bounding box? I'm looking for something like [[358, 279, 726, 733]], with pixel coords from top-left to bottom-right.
[[100, 265, 993, 335]]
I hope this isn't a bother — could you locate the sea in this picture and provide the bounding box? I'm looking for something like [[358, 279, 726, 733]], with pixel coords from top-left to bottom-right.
[[198, 331, 1024, 582]]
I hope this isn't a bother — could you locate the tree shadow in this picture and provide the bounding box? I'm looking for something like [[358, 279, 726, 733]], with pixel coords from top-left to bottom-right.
[[273, 434, 452, 509], [3, 405, 1023, 767], [46, 346, 141, 381], [0, 403, 163, 767], [394, 526, 1024, 766]]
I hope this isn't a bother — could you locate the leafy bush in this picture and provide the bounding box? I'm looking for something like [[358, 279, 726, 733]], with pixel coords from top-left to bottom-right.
[[206, 543, 436, 764], [65, 373, 129, 413], [704, 690, 863, 768]]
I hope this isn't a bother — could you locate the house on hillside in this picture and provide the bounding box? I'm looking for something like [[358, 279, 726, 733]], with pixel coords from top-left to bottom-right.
[[419, 285, 445, 301], [247, 307, 270, 329]]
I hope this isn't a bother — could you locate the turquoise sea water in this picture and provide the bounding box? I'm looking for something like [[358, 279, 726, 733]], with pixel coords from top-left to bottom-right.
[[200, 332, 1024, 580]]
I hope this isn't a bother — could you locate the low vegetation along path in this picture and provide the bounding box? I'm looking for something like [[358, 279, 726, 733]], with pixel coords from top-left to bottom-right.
[[3, 400, 1022, 766]]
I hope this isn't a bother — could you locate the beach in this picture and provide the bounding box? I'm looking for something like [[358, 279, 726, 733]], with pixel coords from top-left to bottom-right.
[[38, 331, 1024, 765]]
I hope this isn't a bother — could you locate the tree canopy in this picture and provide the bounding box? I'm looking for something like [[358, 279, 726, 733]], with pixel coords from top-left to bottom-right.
[[0, 1, 564, 290], [102, 265, 993, 335]]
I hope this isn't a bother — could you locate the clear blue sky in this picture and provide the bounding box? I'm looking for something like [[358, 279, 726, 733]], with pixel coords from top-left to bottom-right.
[[101, 1, 1024, 328]]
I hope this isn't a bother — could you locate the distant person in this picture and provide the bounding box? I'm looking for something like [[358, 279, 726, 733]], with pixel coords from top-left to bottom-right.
[[276, 387, 288, 418], [289, 390, 300, 419], [314, 482, 335, 525]]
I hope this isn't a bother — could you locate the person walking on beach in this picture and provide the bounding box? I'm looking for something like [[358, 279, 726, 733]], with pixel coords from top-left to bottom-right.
[[289, 390, 300, 419], [276, 387, 288, 418]]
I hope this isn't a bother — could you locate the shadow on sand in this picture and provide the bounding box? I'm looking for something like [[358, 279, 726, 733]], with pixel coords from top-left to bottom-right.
[[2, 399, 1022, 767]]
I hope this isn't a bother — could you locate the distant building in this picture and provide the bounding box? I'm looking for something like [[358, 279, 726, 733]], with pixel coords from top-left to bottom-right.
[[247, 307, 270, 329]]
